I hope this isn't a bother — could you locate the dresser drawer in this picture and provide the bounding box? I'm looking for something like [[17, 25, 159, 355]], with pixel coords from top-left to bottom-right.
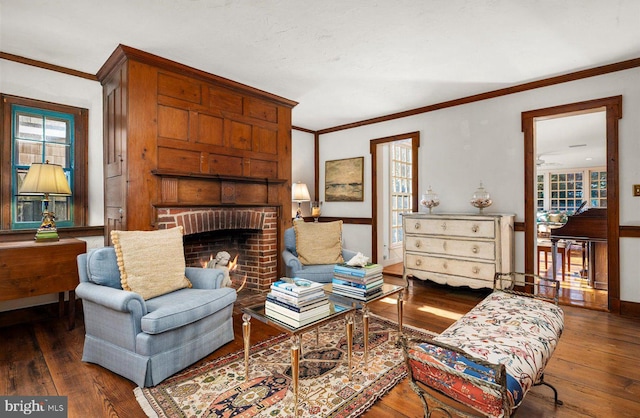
[[405, 236, 496, 260], [405, 253, 496, 281], [405, 218, 496, 239]]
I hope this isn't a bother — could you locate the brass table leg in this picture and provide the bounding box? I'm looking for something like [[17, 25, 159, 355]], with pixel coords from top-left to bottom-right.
[[362, 304, 370, 370], [242, 313, 251, 380], [291, 335, 301, 417], [346, 313, 354, 380], [397, 290, 404, 336]]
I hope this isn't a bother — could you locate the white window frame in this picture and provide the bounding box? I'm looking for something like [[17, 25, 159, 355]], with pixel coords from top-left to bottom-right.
[[537, 166, 606, 212], [389, 141, 412, 248]]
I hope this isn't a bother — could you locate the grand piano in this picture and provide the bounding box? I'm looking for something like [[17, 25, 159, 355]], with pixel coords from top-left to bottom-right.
[[550, 208, 608, 290]]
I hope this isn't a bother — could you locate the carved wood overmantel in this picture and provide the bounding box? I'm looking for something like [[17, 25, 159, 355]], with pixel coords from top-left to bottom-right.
[[97, 44, 296, 277]]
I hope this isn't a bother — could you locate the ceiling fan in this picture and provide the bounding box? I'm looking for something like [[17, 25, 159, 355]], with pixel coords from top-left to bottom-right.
[[536, 154, 561, 167]]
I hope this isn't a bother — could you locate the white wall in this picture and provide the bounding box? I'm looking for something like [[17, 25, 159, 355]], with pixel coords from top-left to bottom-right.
[[0, 60, 104, 312], [291, 129, 315, 218], [0, 60, 104, 225], [292, 128, 373, 257], [298, 67, 640, 303]]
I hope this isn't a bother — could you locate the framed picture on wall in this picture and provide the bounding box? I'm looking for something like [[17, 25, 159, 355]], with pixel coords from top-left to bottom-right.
[[325, 156, 364, 201]]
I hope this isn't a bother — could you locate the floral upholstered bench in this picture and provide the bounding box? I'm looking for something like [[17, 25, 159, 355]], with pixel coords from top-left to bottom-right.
[[402, 272, 564, 418]]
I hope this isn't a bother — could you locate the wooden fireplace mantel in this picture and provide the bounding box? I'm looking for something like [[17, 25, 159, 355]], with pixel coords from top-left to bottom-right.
[[151, 169, 288, 184]]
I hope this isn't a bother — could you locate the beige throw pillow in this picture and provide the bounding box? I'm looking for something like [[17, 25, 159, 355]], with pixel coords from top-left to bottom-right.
[[111, 226, 192, 300], [294, 220, 344, 265]]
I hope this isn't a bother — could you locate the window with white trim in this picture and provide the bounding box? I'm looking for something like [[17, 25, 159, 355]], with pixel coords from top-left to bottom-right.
[[589, 169, 607, 208], [536, 174, 544, 212], [390, 141, 412, 245], [537, 167, 606, 212]]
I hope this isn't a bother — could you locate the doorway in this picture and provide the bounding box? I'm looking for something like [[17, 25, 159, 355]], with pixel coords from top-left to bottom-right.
[[522, 96, 622, 313], [535, 111, 608, 310], [369, 132, 420, 265]]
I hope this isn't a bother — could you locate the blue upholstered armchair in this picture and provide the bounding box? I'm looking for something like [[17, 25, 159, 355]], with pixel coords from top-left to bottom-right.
[[75, 247, 237, 387], [282, 226, 359, 283]]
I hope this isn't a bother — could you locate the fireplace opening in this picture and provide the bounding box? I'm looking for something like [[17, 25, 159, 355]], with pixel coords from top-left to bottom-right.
[[183, 230, 249, 268], [157, 206, 279, 292], [184, 230, 255, 291], [182, 227, 277, 293]]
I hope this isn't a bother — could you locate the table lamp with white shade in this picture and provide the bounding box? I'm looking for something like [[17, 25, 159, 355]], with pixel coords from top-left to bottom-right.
[[291, 181, 310, 221], [18, 161, 72, 242]]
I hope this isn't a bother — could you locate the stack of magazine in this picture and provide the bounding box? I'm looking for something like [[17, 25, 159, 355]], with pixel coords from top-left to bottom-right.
[[332, 263, 384, 300], [265, 277, 331, 327]]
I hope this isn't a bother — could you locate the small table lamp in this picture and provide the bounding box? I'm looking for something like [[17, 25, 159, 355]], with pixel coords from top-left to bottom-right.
[[19, 161, 72, 242], [291, 181, 310, 221]]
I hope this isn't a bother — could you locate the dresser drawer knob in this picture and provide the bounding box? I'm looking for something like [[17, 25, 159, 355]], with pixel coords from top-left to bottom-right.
[[472, 267, 479, 274], [442, 241, 447, 251], [414, 222, 421, 230], [441, 222, 447, 230], [472, 246, 479, 253], [415, 240, 421, 248], [471, 224, 479, 233], [415, 259, 422, 266], [443, 262, 448, 269]]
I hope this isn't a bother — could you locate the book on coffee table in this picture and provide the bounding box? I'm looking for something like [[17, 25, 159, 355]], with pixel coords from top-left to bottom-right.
[[271, 277, 324, 296], [334, 263, 383, 277], [265, 299, 330, 321], [265, 303, 340, 328]]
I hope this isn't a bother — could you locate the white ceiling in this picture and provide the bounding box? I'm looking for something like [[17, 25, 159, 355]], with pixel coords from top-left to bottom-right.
[[1, 0, 639, 133], [536, 111, 607, 170]]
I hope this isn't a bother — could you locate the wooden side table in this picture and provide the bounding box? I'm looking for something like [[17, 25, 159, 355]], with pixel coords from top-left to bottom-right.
[[0, 238, 86, 329]]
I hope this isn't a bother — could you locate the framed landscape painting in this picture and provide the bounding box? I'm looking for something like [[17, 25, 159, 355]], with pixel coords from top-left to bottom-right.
[[325, 156, 364, 201]]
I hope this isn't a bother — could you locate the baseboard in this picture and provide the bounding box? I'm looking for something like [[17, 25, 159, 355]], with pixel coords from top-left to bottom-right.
[[620, 300, 640, 318]]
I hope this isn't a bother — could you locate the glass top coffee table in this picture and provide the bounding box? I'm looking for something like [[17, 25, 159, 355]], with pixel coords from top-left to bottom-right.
[[324, 282, 405, 369], [241, 301, 355, 417]]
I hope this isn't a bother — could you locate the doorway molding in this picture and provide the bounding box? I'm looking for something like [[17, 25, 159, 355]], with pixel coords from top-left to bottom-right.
[[522, 96, 622, 313], [369, 131, 420, 263]]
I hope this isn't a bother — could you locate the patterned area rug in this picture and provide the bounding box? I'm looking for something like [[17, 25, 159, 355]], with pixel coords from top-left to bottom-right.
[[135, 315, 435, 417]]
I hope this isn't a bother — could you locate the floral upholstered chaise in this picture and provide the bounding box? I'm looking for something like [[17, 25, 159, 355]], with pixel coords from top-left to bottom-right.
[[402, 272, 564, 418]]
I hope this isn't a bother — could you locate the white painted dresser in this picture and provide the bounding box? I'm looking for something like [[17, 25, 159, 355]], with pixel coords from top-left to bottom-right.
[[402, 213, 515, 289]]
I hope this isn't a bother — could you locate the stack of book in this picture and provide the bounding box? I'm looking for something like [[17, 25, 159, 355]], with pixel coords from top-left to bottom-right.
[[265, 277, 331, 327], [332, 263, 384, 300]]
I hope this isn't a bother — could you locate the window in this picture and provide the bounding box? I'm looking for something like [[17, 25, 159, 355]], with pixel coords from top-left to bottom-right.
[[589, 169, 607, 207], [13, 106, 74, 229], [536, 174, 544, 212], [549, 171, 583, 212], [537, 167, 606, 213], [390, 141, 412, 245], [1, 94, 88, 232]]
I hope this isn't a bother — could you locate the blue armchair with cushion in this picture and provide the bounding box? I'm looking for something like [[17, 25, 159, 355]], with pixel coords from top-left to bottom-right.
[[75, 247, 236, 387], [282, 225, 359, 283]]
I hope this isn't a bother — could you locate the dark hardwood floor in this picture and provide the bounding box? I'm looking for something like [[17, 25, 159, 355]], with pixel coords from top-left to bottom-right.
[[1, 273, 639, 417]]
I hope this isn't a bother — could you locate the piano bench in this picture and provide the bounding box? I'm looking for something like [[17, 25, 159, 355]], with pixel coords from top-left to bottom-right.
[[537, 240, 566, 281]]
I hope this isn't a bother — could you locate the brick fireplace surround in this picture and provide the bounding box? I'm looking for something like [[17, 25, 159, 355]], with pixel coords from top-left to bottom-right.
[[156, 206, 279, 292]]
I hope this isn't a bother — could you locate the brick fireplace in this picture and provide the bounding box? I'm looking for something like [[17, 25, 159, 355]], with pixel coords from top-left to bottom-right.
[[156, 206, 279, 292]]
